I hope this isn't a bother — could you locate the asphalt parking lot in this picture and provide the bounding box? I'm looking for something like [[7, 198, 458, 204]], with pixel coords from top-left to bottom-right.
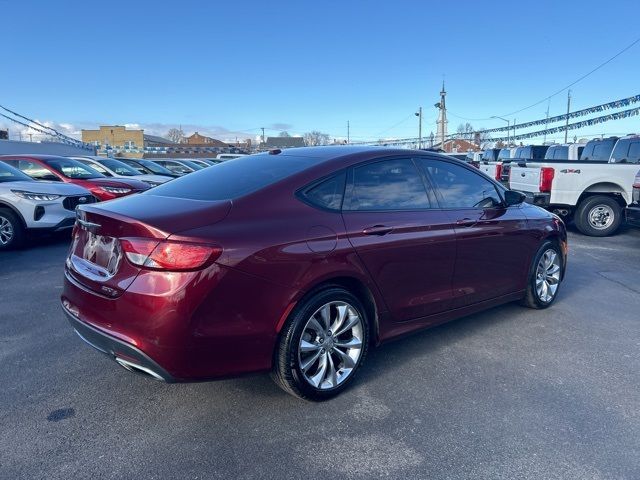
[[1, 227, 639, 479]]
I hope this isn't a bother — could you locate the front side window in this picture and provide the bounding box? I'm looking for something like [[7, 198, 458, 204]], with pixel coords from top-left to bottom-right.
[[419, 159, 502, 209], [347, 159, 431, 211], [301, 172, 346, 210], [10, 160, 59, 181]]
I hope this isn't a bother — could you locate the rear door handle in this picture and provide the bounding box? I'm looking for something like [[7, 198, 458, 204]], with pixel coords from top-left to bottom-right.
[[456, 218, 476, 227], [362, 225, 393, 236]]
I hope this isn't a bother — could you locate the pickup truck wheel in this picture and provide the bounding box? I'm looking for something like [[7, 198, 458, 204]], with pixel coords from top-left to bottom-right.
[[575, 196, 622, 237], [521, 241, 563, 309], [0, 209, 25, 250]]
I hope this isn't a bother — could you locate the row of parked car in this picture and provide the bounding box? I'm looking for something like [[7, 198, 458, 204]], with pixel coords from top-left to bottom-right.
[[465, 134, 640, 236], [0, 154, 242, 250]]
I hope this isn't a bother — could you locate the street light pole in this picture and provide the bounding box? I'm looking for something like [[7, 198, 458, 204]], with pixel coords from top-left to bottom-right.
[[415, 107, 422, 149], [491, 115, 510, 145]]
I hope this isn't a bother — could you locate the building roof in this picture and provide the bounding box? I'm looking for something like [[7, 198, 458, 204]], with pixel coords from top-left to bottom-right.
[[434, 138, 479, 153], [265, 136, 305, 148], [143, 134, 176, 145]]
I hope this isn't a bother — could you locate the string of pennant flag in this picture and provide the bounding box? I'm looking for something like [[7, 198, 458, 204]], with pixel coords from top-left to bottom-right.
[[481, 106, 640, 143], [472, 94, 640, 134]]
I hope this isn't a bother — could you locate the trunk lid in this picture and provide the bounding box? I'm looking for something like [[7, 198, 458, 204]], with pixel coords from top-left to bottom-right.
[[66, 194, 231, 296]]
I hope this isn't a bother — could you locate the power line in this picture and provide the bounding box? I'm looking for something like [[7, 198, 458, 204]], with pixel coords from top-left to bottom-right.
[[448, 34, 640, 122]]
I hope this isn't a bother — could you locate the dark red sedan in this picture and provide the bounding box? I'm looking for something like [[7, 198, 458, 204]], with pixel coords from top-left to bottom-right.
[[1, 155, 149, 201], [61, 147, 567, 400]]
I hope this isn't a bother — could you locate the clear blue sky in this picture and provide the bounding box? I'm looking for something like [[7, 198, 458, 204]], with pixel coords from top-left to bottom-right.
[[1, 0, 639, 143]]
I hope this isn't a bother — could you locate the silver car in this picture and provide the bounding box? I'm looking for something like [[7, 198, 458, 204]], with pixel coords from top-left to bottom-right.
[[70, 156, 173, 187], [0, 161, 94, 249]]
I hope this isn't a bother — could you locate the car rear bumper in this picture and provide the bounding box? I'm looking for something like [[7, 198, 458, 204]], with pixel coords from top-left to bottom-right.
[[61, 262, 297, 381], [518, 191, 550, 208], [63, 302, 175, 382], [626, 204, 640, 226]]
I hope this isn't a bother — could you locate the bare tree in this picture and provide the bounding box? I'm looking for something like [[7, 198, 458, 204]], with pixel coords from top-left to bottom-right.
[[304, 131, 331, 146], [456, 122, 475, 140], [278, 131, 291, 137], [166, 128, 185, 143]]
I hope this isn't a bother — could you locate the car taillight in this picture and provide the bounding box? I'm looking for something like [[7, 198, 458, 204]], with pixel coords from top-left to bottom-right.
[[120, 238, 222, 271], [539, 167, 555, 193], [495, 164, 503, 181], [633, 172, 640, 188]]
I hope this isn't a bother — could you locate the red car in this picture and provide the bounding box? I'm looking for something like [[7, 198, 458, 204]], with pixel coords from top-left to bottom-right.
[[0, 155, 149, 201], [62, 147, 567, 400]]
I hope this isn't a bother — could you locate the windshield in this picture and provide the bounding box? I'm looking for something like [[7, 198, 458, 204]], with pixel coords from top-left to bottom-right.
[[137, 160, 175, 175], [147, 153, 316, 201], [100, 159, 141, 176], [0, 161, 34, 183], [44, 158, 104, 179]]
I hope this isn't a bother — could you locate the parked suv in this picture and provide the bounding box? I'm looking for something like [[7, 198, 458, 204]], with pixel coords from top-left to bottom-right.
[[0, 160, 94, 249], [0, 155, 149, 201]]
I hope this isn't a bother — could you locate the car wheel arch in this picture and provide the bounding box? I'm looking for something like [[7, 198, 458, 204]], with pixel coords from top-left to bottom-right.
[[0, 201, 27, 229], [279, 275, 381, 345]]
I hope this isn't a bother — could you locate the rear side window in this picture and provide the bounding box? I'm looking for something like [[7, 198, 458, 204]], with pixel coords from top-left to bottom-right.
[[419, 159, 502, 209], [300, 172, 346, 210], [147, 153, 317, 200], [582, 140, 616, 161], [628, 142, 640, 163], [346, 159, 431, 211]]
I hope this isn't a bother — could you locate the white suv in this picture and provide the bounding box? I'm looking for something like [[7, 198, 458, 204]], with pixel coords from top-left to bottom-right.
[[0, 161, 94, 249]]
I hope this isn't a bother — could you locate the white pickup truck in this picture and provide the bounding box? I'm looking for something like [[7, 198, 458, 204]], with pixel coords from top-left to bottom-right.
[[480, 145, 549, 186], [509, 135, 640, 236]]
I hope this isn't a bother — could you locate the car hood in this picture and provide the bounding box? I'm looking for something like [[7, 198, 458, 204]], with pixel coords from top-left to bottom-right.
[[86, 178, 150, 190], [113, 174, 172, 184], [2, 180, 91, 196]]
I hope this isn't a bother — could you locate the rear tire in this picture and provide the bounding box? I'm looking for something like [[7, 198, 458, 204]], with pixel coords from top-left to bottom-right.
[[271, 287, 369, 401], [574, 195, 622, 237], [521, 241, 563, 309], [0, 209, 25, 250]]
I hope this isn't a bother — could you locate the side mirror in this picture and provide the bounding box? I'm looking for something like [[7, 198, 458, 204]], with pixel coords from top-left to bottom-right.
[[504, 190, 526, 207]]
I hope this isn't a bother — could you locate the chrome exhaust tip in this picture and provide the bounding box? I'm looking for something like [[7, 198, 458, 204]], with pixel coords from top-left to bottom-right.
[[115, 357, 165, 381]]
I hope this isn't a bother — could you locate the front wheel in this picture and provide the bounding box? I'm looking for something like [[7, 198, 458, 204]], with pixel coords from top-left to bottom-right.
[[272, 287, 369, 401], [574, 195, 622, 237], [521, 241, 563, 309], [0, 209, 25, 250]]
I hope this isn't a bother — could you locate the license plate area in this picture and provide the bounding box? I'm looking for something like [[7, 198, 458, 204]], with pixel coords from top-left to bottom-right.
[[69, 230, 123, 282]]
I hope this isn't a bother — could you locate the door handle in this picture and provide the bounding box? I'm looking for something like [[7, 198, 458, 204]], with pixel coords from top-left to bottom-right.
[[362, 225, 393, 236], [456, 218, 476, 227]]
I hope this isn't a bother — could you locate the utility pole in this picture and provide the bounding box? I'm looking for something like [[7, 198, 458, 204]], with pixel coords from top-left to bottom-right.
[[261, 127, 265, 145], [564, 90, 571, 143], [543, 100, 551, 144], [347, 120, 350, 144], [415, 107, 422, 149], [513, 119, 516, 143]]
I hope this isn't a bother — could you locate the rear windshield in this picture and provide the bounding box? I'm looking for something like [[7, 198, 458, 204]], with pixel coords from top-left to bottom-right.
[[0, 160, 33, 182], [498, 149, 511, 160], [147, 153, 317, 200], [581, 139, 617, 161]]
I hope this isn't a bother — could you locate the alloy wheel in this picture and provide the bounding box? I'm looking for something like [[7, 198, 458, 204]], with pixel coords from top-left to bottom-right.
[[588, 204, 614, 230], [0, 216, 14, 246], [535, 249, 561, 303], [298, 301, 364, 390]]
